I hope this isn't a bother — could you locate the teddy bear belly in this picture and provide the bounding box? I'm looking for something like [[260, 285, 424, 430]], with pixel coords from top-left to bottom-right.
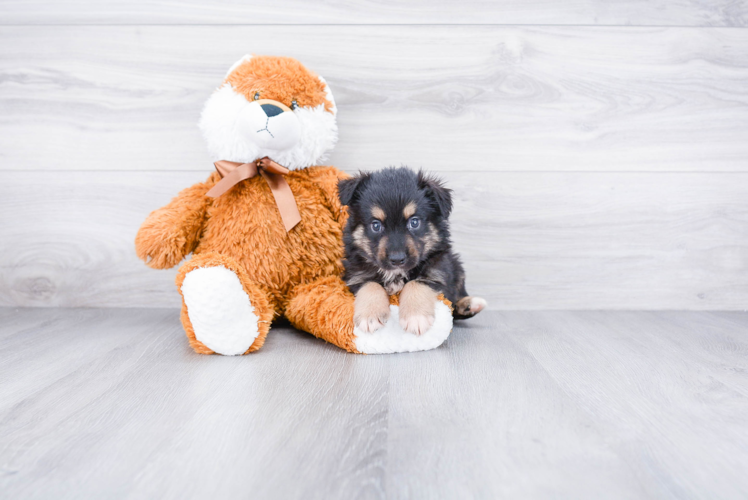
[[194, 186, 345, 294]]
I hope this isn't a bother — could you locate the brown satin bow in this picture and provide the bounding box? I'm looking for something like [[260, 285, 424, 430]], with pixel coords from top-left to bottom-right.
[[205, 157, 301, 232]]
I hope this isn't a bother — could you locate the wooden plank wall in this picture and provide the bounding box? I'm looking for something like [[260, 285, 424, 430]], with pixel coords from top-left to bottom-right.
[[1, 2, 747, 310]]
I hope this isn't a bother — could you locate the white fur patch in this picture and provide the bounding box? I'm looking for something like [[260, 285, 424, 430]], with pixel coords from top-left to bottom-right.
[[378, 268, 407, 283], [199, 84, 337, 169], [225, 54, 253, 78], [354, 301, 453, 354], [318, 75, 337, 116], [470, 297, 487, 313], [181, 266, 260, 356]]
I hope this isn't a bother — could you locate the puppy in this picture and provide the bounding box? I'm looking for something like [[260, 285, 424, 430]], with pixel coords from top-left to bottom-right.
[[338, 167, 486, 335]]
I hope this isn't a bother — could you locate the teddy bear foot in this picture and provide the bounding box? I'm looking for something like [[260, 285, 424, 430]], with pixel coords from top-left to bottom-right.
[[353, 299, 453, 354], [181, 266, 261, 355]]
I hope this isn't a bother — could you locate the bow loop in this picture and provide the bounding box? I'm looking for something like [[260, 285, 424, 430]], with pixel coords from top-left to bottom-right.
[[205, 157, 301, 232]]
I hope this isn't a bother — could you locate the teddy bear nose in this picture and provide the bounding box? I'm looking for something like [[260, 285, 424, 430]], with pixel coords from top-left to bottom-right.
[[260, 103, 284, 117]]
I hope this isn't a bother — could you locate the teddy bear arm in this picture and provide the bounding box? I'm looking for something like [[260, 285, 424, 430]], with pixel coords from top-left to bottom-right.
[[135, 180, 214, 269], [286, 276, 455, 355], [306, 166, 352, 230], [285, 276, 359, 353]]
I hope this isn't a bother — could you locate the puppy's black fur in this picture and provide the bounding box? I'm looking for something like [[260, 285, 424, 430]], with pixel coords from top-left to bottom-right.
[[339, 167, 482, 319]]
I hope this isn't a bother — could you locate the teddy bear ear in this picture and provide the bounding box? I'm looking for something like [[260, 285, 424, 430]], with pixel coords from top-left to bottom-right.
[[417, 170, 453, 218], [318, 75, 337, 116], [224, 54, 254, 78], [338, 173, 371, 207]]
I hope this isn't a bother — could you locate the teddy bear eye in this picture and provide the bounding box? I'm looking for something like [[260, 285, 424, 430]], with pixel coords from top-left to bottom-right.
[[408, 217, 421, 230], [371, 220, 383, 233], [291, 99, 298, 110], [253, 92, 260, 101]]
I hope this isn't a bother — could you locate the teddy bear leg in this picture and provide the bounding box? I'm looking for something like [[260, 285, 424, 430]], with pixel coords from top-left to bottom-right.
[[176, 252, 275, 355], [285, 276, 454, 354]]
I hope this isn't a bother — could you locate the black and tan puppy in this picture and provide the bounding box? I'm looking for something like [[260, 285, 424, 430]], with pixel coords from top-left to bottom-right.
[[338, 167, 486, 335]]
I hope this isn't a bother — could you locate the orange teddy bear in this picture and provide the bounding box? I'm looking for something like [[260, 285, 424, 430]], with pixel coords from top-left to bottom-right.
[[135, 55, 453, 355]]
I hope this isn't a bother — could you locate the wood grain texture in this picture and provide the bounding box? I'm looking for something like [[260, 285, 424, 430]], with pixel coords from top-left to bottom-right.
[[1, 308, 747, 498], [0, 308, 388, 499], [0, 0, 746, 26], [2, 26, 748, 173], [2, 170, 747, 310]]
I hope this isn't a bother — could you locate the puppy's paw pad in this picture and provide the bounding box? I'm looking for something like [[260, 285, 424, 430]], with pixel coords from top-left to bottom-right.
[[399, 313, 435, 336]]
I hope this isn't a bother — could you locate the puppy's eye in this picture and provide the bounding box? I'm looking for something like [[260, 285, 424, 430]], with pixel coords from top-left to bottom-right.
[[371, 220, 383, 233], [291, 99, 298, 110], [408, 217, 421, 230], [253, 92, 260, 101]]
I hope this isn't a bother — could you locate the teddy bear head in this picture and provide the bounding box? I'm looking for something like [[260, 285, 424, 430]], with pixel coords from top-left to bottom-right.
[[199, 55, 338, 170]]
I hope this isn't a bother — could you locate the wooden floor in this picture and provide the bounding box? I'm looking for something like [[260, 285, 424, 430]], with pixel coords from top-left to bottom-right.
[[1, 309, 747, 499]]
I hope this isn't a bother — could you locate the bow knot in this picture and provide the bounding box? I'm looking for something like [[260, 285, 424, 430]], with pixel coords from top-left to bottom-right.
[[205, 157, 301, 232]]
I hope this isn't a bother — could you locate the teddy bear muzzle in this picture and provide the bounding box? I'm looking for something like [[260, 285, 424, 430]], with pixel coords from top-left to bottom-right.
[[236, 98, 301, 150]]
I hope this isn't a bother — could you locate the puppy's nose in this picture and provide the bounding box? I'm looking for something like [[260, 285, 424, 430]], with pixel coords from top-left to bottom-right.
[[389, 251, 407, 267], [260, 103, 284, 117]]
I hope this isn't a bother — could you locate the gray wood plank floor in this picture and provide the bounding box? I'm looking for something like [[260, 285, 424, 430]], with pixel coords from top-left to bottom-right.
[[1, 308, 747, 499]]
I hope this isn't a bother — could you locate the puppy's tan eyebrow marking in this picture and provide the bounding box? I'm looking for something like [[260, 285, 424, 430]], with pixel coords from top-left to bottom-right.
[[403, 201, 417, 219], [371, 206, 386, 221]]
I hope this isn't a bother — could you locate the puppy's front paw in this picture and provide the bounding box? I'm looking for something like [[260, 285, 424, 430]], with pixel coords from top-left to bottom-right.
[[399, 311, 434, 336], [354, 282, 391, 333], [356, 309, 390, 333], [398, 281, 437, 336]]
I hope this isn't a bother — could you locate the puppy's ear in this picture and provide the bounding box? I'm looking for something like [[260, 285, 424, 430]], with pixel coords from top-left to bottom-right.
[[417, 170, 452, 218], [338, 172, 371, 207]]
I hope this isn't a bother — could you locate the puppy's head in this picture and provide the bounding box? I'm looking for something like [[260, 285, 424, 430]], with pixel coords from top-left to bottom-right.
[[339, 167, 452, 273], [199, 54, 337, 169]]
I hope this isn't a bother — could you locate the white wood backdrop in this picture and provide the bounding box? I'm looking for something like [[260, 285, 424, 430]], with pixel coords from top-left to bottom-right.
[[1, 2, 747, 309]]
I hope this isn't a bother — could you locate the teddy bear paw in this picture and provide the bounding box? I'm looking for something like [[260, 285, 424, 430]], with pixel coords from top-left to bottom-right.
[[181, 266, 260, 355], [353, 301, 453, 354]]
